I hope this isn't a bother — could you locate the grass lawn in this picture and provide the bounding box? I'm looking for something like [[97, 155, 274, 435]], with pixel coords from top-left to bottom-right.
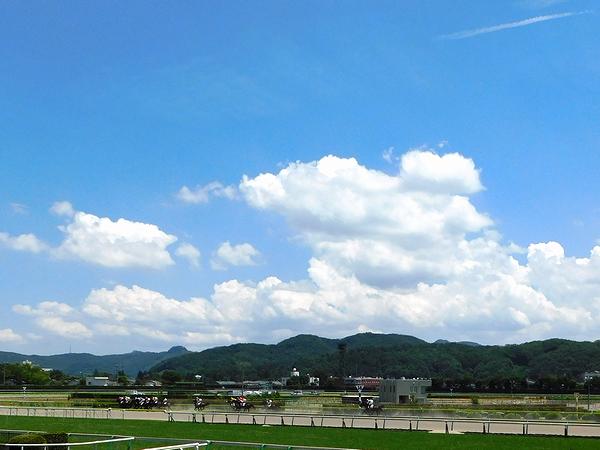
[[1, 415, 599, 450]]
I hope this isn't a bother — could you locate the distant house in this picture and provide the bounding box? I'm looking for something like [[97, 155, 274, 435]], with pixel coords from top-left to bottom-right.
[[378, 378, 431, 404], [85, 376, 115, 387]]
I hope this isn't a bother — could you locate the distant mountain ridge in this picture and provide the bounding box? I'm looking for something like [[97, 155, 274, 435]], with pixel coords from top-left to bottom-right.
[[0, 346, 189, 376], [151, 332, 424, 379], [5, 333, 600, 383], [150, 333, 600, 383]]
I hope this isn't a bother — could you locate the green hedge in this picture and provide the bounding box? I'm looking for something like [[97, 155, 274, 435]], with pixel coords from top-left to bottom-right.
[[42, 433, 68, 444], [8, 434, 47, 444]]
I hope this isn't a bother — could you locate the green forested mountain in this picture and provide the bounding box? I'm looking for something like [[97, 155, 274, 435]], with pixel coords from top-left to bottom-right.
[[151, 333, 425, 380], [0, 346, 188, 376], [150, 334, 600, 390], [5, 333, 600, 390]]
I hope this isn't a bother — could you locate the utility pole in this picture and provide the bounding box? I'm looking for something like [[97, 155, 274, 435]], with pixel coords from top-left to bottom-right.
[[585, 376, 591, 411]]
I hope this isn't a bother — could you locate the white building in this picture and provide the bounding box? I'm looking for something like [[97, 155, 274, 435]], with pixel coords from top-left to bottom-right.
[[378, 378, 431, 404], [85, 376, 115, 387], [307, 374, 320, 386]]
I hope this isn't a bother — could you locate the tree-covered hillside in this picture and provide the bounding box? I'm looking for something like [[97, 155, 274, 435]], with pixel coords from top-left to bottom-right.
[[150, 333, 600, 391]]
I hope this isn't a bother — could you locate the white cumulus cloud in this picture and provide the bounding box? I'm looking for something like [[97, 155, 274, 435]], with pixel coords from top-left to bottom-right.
[[13, 301, 74, 317], [13, 301, 92, 339], [177, 181, 237, 204], [211, 241, 261, 270], [50, 200, 75, 217], [0, 328, 23, 343], [0, 232, 48, 254], [10, 151, 600, 347], [55, 211, 177, 269], [36, 317, 93, 339], [176, 243, 201, 268], [240, 153, 490, 287]]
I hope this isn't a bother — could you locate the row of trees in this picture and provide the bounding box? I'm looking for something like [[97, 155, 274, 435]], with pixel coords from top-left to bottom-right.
[[0, 362, 70, 385]]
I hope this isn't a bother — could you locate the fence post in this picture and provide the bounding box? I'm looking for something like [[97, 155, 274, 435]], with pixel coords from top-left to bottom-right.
[[225, 414, 229, 424], [564, 423, 568, 437], [281, 416, 285, 426], [445, 421, 449, 434], [252, 415, 256, 425], [409, 420, 412, 431], [310, 417, 315, 427]]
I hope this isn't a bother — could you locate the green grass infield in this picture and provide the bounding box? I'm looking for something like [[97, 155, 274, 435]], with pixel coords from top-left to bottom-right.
[[1, 415, 600, 450]]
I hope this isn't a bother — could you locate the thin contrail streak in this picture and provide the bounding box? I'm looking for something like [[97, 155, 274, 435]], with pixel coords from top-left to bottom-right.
[[440, 10, 590, 40]]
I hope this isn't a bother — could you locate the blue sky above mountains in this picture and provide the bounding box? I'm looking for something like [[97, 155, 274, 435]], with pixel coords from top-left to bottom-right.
[[1, 0, 599, 354]]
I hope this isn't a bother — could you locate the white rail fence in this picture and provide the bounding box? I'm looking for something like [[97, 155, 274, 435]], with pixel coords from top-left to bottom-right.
[[3, 405, 600, 438], [1, 430, 358, 450]]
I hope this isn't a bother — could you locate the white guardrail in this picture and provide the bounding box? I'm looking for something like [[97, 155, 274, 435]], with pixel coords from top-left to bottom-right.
[[4, 436, 135, 450], [163, 409, 600, 437], [1, 430, 358, 450]]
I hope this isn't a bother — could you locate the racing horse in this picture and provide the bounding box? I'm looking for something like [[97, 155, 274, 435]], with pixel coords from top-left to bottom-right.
[[193, 397, 209, 411], [229, 398, 255, 412], [359, 398, 384, 415]]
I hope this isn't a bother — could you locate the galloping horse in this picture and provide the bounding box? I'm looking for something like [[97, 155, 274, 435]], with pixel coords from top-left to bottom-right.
[[229, 398, 255, 412], [193, 397, 209, 410], [359, 398, 384, 415], [362, 404, 384, 415]]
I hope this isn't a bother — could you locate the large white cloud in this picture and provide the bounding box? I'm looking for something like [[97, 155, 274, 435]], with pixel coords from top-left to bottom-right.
[[11, 151, 600, 348], [2, 203, 179, 269], [56, 211, 177, 269], [240, 153, 491, 287]]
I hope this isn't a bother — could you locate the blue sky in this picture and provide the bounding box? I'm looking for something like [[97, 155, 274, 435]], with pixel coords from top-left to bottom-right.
[[1, 0, 599, 354]]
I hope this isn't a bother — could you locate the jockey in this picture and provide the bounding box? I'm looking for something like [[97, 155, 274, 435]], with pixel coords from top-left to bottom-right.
[[266, 399, 273, 408], [367, 398, 374, 409], [239, 395, 246, 406]]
